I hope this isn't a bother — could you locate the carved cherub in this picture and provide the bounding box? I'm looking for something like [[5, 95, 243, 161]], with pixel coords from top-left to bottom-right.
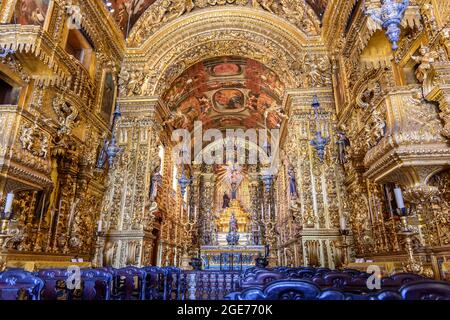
[[163, 110, 189, 128], [166, 0, 194, 21], [40, 135, 49, 158], [198, 96, 212, 114], [356, 79, 381, 109], [366, 109, 386, 148], [20, 125, 34, 151], [411, 45, 439, 83], [264, 101, 289, 120], [52, 96, 79, 136], [252, 0, 276, 13]]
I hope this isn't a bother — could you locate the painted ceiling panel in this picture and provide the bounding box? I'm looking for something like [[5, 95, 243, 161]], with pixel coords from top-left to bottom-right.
[[109, 0, 329, 36], [110, 0, 157, 36], [305, 0, 329, 18], [162, 57, 286, 131]]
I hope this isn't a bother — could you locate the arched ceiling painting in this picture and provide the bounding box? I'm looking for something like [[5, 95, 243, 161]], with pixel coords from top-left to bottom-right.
[[162, 57, 286, 131], [109, 0, 329, 36], [305, 0, 328, 18], [109, 0, 157, 35]]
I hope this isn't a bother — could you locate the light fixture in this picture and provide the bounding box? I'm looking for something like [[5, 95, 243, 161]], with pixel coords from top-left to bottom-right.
[[178, 168, 191, 198], [366, 0, 410, 51], [105, 104, 123, 166], [310, 95, 329, 162]]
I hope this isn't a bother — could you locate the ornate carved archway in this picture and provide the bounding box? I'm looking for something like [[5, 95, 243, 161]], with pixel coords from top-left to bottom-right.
[[118, 7, 329, 98], [100, 6, 334, 268]]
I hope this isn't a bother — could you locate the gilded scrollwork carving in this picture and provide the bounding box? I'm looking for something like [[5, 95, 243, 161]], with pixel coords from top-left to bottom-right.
[[128, 0, 321, 47]]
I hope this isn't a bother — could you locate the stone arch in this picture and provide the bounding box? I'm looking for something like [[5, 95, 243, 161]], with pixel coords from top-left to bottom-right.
[[120, 7, 328, 97]]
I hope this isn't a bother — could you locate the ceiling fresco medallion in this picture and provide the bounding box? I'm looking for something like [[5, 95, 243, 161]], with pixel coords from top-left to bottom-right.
[[213, 89, 246, 113]]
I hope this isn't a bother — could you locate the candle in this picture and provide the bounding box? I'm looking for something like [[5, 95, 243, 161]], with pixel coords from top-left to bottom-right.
[[4, 193, 14, 217], [340, 216, 347, 230], [394, 188, 405, 209], [97, 218, 102, 232]]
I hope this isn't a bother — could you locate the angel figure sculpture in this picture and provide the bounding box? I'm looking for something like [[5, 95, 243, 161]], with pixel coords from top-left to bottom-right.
[[20, 125, 34, 151], [40, 135, 49, 158], [52, 96, 79, 137], [163, 110, 189, 128], [411, 45, 439, 83], [264, 101, 289, 121]]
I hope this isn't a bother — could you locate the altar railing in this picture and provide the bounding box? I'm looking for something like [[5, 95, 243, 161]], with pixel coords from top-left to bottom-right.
[[181, 271, 241, 300]]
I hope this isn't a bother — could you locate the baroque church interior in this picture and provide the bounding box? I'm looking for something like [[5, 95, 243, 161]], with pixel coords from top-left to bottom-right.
[[0, 0, 449, 301]]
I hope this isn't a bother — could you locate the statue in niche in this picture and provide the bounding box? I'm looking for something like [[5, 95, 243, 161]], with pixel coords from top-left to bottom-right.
[[226, 213, 240, 246], [149, 164, 162, 202], [223, 192, 230, 209], [229, 213, 237, 232], [287, 166, 298, 198], [336, 130, 350, 164]]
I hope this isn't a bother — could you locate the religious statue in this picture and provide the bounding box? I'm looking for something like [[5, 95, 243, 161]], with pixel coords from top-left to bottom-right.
[[287, 166, 298, 198], [222, 192, 230, 209], [336, 131, 350, 164], [226, 213, 240, 246], [229, 213, 237, 232], [65, 2, 82, 30], [149, 165, 162, 202], [231, 182, 238, 200]]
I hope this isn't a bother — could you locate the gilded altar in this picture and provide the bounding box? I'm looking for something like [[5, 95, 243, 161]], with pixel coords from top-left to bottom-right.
[[0, 0, 449, 280], [216, 200, 250, 233]]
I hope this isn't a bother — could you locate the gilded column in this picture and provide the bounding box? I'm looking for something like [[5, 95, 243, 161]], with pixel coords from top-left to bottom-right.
[[98, 97, 163, 268]]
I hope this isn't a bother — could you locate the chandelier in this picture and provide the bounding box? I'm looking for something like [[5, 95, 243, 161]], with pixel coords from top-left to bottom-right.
[[178, 168, 191, 198], [105, 104, 123, 166], [366, 0, 410, 51], [261, 174, 274, 193], [310, 95, 329, 162]]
